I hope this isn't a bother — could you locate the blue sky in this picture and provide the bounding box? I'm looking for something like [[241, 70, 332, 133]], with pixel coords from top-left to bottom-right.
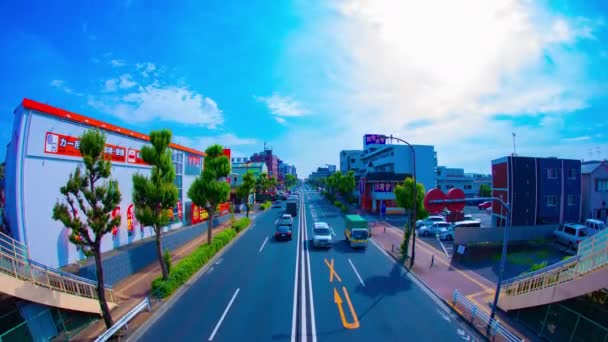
[[1, 0, 608, 177]]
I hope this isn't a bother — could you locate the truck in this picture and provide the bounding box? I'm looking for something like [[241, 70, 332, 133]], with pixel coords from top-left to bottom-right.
[[344, 215, 369, 248], [286, 200, 298, 217]]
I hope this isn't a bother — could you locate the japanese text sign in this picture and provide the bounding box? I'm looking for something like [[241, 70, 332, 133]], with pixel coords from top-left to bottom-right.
[[373, 182, 394, 192], [364, 134, 386, 145]]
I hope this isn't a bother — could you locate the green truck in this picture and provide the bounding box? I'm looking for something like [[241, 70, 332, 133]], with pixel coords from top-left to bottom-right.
[[344, 215, 370, 248]]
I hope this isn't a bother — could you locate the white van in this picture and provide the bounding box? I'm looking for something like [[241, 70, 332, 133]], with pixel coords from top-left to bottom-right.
[[584, 219, 606, 235], [553, 223, 589, 250]]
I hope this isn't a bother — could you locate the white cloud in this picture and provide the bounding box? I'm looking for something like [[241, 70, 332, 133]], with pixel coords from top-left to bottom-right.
[[255, 93, 308, 119], [136, 62, 157, 77], [110, 59, 126, 67], [103, 79, 117, 92], [88, 84, 223, 128], [564, 136, 591, 142], [277, 0, 601, 175], [118, 74, 137, 89], [50, 79, 83, 96], [174, 133, 260, 150], [275, 117, 287, 124]]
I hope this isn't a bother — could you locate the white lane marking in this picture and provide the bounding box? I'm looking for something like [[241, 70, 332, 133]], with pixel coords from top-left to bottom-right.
[[438, 239, 450, 257], [207, 267, 215, 274], [290, 198, 302, 342], [348, 258, 366, 287], [208, 288, 240, 341], [299, 195, 307, 342], [303, 198, 317, 342], [259, 237, 269, 253], [215, 258, 223, 265]]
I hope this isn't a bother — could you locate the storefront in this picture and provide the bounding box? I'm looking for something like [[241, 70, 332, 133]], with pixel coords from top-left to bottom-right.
[[4, 99, 213, 268]]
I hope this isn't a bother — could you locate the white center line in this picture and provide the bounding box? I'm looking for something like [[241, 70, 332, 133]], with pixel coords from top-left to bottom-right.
[[290, 202, 301, 342], [208, 288, 240, 341], [348, 258, 366, 287], [259, 237, 269, 253], [300, 196, 307, 342]]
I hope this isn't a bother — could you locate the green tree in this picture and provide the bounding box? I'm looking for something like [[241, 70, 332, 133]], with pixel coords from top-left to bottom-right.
[[285, 174, 297, 188], [52, 129, 121, 329], [479, 184, 492, 197], [236, 171, 256, 217], [338, 170, 355, 201], [268, 176, 278, 192], [132, 130, 178, 281], [394, 177, 428, 263], [256, 172, 269, 193], [188, 144, 231, 244]]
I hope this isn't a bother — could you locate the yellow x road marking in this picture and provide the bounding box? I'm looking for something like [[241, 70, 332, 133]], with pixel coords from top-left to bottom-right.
[[324, 258, 342, 283]]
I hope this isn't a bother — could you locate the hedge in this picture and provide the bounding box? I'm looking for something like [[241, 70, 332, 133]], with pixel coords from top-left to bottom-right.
[[232, 217, 251, 233], [151, 228, 238, 298], [259, 201, 272, 210]]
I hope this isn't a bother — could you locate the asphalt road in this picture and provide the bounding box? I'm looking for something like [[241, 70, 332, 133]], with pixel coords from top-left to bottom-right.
[[135, 189, 480, 341]]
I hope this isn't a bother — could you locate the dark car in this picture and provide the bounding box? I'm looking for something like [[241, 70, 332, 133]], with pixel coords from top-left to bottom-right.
[[275, 225, 292, 241], [272, 200, 282, 208]]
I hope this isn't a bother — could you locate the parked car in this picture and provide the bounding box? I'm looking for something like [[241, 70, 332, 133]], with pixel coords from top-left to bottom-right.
[[275, 225, 293, 241], [584, 219, 606, 235], [416, 216, 446, 229], [553, 223, 589, 250], [312, 222, 333, 248], [439, 220, 482, 241], [478, 201, 492, 210], [277, 214, 294, 226], [419, 222, 451, 237]]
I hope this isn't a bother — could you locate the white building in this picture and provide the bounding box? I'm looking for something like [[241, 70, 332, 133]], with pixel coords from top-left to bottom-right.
[[341, 134, 437, 213], [436, 166, 492, 197], [4, 99, 208, 268]]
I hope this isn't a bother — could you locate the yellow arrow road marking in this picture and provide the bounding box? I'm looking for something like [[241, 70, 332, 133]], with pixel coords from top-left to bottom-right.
[[333, 287, 360, 329], [324, 258, 342, 283]]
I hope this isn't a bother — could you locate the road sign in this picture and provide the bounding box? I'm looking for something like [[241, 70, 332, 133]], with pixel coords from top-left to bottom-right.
[[424, 189, 446, 214], [446, 188, 466, 213]]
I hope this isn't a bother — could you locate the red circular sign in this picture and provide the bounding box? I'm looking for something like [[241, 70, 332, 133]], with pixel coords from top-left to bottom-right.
[[424, 189, 446, 214], [446, 188, 466, 213]]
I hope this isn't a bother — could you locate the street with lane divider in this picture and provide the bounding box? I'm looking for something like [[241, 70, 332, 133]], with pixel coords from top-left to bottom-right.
[[133, 188, 481, 342]]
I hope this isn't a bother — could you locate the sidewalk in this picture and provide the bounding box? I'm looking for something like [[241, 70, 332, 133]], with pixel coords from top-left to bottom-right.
[[71, 214, 253, 341], [371, 222, 532, 341]]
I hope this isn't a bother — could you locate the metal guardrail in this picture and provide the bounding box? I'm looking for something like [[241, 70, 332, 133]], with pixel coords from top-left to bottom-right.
[[501, 230, 608, 299], [0, 232, 115, 303], [452, 289, 524, 342], [95, 297, 151, 342]]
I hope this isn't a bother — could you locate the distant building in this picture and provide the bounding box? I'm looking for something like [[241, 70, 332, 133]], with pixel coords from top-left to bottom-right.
[[308, 166, 333, 181], [581, 160, 608, 222], [250, 148, 278, 180], [231, 157, 250, 163], [228, 161, 268, 204], [491, 156, 582, 227], [436, 166, 491, 198], [340, 134, 437, 213]]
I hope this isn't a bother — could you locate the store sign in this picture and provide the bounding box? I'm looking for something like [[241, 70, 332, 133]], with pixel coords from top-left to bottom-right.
[[111, 207, 121, 238], [45, 131, 148, 165], [373, 182, 394, 192], [191, 203, 210, 225], [364, 134, 386, 146], [127, 204, 135, 236], [217, 202, 230, 214]]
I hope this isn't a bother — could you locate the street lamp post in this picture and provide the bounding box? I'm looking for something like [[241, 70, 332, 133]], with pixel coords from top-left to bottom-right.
[[383, 134, 417, 267]]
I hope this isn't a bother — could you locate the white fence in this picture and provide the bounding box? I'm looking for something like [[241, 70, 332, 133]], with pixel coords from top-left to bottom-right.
[[95, 297, 151, 342]]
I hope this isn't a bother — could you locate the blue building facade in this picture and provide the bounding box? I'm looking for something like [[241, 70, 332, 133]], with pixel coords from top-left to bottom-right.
[[492, 156, 581, 226]]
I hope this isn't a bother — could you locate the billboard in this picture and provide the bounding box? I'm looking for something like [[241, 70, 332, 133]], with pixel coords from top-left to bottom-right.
[[364, 134, 387, 146]]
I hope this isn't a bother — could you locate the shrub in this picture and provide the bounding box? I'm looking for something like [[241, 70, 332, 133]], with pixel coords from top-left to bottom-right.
[[163, 248, 172, 274], [259, 201, 272, 210], [232, 217, 251, 233], [151, 228, 238, 298]]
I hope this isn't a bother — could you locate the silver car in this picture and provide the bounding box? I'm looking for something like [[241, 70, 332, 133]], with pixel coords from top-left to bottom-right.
[[419, 222, 450, 237], [312, 222, 333, 248]]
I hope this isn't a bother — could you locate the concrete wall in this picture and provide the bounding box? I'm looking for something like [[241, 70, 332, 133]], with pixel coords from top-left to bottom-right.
[[77, 214, 231, 285], [454, 225, 557, 245]]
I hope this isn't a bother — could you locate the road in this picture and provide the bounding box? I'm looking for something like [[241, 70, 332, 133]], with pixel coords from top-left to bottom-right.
[[135, 189, 480, 341]]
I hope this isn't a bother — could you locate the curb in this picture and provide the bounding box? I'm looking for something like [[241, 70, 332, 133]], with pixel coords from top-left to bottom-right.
[[125, 220, 256, 342]]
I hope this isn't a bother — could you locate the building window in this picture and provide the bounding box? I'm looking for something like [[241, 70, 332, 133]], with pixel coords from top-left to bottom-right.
[[596, 179, 608, 192], [185, 153, 202, 175], [547, 168, 558, 179], [567, 195, 576, 206], [464, 185, 472, 190], [546, 195, 557, 207], [567, 168, 577, 179]]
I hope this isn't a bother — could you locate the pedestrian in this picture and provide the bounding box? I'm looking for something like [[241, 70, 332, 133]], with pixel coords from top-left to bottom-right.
[[430, 254, 435, 268]]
